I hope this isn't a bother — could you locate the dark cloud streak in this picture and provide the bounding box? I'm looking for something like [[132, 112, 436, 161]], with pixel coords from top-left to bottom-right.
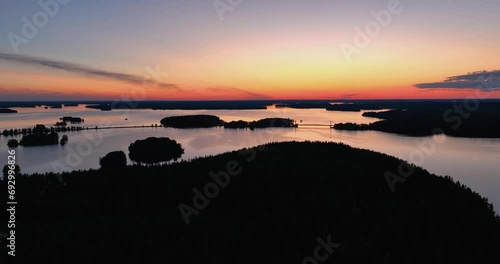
[[206, 86, 270, 99], [0, 53, 177, 89]]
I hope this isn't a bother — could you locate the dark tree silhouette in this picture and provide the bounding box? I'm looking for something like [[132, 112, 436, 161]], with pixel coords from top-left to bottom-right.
[[7, 139, 19, 147], [333, 122, 370, 131], [0, 108, 17, 113], [224, 118, 296, 129], [252, 118, 296, 128], [2, 164, 20, 177], [60, 116, 84, 123], [55, 121, 67, 127], [100, 151, 127, 170], [20, 132, 59, 146], [60, 135, 68, 145], [224, 120, 249, 129], [128, 137, 184, 164], [33, 124, 47, 134]]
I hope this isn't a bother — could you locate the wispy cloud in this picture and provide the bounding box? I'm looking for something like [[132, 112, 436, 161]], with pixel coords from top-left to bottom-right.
[[0, 53, 177, 89], [342, 93, 356, 99], [415, 70, 500, 90], [206, 86, 270, 99]]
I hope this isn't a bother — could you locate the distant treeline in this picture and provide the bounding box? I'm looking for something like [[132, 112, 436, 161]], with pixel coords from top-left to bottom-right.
[[0, 101, 95, 108], [161, 115, 297, 129], [2, 99, 500, 110], [86, 101, 270, 110], [85, 101, 354, 110], [0, 108, 17, 113]]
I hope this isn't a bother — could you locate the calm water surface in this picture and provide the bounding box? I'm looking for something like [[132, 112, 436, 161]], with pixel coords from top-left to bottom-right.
[[1, 105, 499, 212]]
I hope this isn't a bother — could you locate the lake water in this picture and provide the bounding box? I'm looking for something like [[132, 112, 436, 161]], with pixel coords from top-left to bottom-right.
[[1, 105, 499, 212]]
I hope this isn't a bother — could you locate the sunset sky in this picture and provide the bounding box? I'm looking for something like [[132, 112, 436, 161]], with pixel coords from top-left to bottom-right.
[[1, 0, 499, 100]]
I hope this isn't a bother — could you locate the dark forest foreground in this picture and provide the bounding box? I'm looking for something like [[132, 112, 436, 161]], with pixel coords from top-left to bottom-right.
[[1, 141, 499, 263]]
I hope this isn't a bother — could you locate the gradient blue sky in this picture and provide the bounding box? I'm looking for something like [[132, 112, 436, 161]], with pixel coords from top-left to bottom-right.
[[1, 0, 499, 100]]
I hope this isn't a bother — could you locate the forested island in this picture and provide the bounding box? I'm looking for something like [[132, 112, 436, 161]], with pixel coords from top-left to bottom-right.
[[161, 115, 297, 129], [54, 122, 67, 127], [50, 117, 79, 127], [128, 137, 184, 164], [161, 115, 224, 128], [19, 131, 59, 146], [224, 118, 296, 129], [60, 116, 84, 123], [2, 141, 499, 262], [334, 101, 500, 138], [3, 124, 69, 146]]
